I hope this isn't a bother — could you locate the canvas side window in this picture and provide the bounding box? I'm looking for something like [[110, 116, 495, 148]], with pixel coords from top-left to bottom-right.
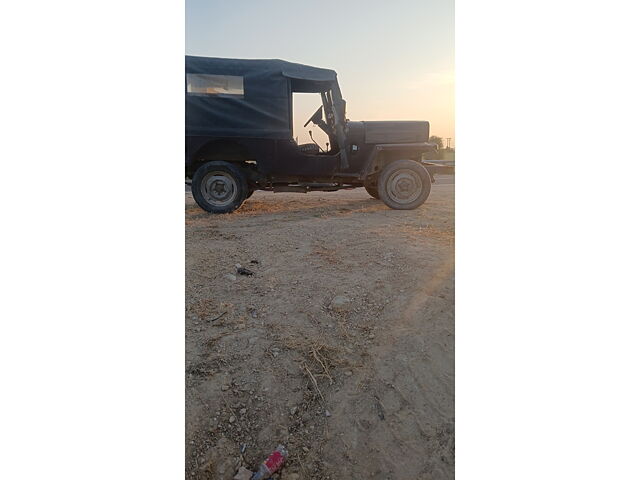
[[186, 74, 244, 96]]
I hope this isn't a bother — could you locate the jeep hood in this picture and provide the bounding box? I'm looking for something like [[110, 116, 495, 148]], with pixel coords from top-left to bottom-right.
[[362, 121, 430, 144]]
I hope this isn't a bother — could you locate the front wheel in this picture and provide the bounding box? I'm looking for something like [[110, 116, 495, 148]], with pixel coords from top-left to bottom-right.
[[378, 160, 431, 210], [191, 161, 248, 213]]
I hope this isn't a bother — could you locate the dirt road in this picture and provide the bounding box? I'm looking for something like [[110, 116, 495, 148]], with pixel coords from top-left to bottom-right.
[[186, 179, 454, 479]]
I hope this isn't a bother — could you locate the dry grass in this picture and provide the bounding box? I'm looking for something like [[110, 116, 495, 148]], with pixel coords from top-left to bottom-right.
[[279, 336, 346, 403], [311, 244, 340, 265]]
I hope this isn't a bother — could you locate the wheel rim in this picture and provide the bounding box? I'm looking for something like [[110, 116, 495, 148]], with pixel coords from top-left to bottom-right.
[[386, 169, 423, 204], [200, 171, 238, 206]]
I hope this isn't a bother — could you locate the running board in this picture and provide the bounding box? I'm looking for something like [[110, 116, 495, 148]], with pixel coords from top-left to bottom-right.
[[271, 183, 357, 193]]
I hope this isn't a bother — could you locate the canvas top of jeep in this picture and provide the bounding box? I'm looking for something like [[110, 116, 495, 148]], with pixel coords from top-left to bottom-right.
[[185, 56, 448, 214], [187, 56, 340, 134]]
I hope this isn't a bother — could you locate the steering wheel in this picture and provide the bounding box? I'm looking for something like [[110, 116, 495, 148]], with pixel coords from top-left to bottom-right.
[[304, 106, 323, 128]]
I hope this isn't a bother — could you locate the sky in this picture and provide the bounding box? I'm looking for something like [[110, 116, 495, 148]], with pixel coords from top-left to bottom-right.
[[186, 0, 454, 146]]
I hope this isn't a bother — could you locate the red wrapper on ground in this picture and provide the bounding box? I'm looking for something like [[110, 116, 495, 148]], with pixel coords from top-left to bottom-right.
[[264, 450, 285, 472]]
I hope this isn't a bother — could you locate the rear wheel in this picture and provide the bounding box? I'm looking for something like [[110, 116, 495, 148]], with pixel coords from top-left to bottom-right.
[[191, 161, 248, 213], [378, 160, 431, 210]]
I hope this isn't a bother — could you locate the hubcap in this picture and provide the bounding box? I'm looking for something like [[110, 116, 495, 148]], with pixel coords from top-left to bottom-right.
[[386, 169, 423, 204], [201, 171, 238, 206]]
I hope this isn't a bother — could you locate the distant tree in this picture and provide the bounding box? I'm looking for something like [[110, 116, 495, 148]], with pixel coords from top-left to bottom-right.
[[429, 135, 444, 149]]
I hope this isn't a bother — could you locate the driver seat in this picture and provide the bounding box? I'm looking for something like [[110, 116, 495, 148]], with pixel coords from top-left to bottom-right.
[[298, 143, 320, 155]]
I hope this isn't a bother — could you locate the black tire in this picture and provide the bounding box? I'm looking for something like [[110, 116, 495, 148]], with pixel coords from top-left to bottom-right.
[[377, 159, 431, 210], [191, 161, 248, 213], [364, 182, 380, 199], [246, 189, 254, 199]]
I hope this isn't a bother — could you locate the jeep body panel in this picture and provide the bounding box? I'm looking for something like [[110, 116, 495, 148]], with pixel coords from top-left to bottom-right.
[[185, 56, 439, 187]]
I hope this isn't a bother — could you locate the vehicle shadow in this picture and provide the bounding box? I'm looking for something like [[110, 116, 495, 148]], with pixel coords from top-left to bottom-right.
[[185, 194, 389, 225]]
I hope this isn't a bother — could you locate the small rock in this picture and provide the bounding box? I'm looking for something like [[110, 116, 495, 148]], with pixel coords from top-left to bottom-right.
[[237, 266, 255, 276], [223, 274, 237, 282], [325, 410, 331, 417], [235, 263, 242, 269], [229, 415, 236, 424], [345, 370, 353, 376], [368, 333, 375, 339], [329, 295, 351, 312], [248, 337, 258, 345], [240, 408, 247, 415], [290, 406, 298, 415], [233, 466, 253, 480], [221, 384, 230, 391]]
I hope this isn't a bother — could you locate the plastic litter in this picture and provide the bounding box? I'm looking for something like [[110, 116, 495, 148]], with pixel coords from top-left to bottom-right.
[[250, 444, 288, 480]]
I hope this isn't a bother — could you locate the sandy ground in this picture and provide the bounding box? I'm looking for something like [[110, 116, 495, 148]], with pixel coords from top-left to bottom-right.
[[186, 177, 454, 479]]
